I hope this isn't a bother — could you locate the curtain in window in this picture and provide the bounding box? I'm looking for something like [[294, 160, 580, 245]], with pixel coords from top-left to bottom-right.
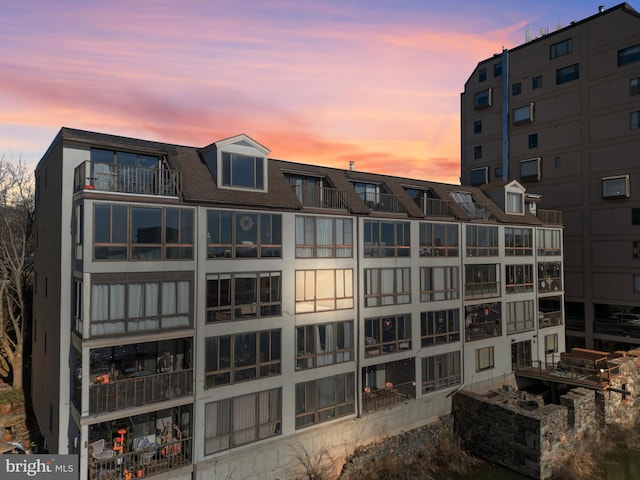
[[295, 217, 313, 257], [315, 270, 335, 311], [205, 400, 230, 454], [316, 218, 334, 257], [92, 284, 109, 321], [258, 389, 280, 439], [316, 324, 334, 366], [129, 284, 145, 317], [295, 271, 315, 313], [233, 394, 256, 446], [380, 269, 395, 305]]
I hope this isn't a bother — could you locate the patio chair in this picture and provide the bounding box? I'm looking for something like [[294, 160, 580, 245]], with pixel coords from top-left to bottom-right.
[[133, 436, 158, 466], [91, 439, 114, 460]]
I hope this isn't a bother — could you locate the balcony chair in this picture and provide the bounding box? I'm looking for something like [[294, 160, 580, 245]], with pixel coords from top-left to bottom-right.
[[90, 439, 114, 460]]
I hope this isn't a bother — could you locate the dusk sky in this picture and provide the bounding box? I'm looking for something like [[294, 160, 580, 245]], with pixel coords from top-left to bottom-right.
[[0, 1, 622, 183]]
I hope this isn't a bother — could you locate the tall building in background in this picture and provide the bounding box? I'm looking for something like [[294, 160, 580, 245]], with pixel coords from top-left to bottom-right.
[[461, 2, 640, 353], [32, 127, 562, 479]]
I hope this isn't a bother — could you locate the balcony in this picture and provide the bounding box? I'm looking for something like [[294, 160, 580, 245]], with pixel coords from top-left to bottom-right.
[[464, 282, 500, 300], [421, 197, 451, 217], [89, 369, 192, 415], [456, 201, 495, 221], [292, 185, 347, 209], [539, 310, 562, 328], [362, 381, 415, 413], [465, 318, 502, 342], [364, 192, 407, 214], [89, 433, 191, 480], [74, 161, 181, 196], [537, 209, 563, 225]]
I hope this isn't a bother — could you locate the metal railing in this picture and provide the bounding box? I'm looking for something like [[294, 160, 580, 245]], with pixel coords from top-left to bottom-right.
[[89, 369, 192, 414], [362, 381, 415, 413], [539, 311, 563, 328], [537, 209, 563, 225], [364, 193, 408, 214], [89, 436, 191, 479], [421, 197, 451, 217], [292, 185, 347, 209], [514, 358, 620, 387], [464, 282, 500, 300], [456, 201, 495, 221], [465, 319, 502, 342], [74, 161, 181, 196]]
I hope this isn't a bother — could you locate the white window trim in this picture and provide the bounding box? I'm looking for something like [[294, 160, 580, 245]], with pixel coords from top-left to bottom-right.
[[601, 175, 630, 199]]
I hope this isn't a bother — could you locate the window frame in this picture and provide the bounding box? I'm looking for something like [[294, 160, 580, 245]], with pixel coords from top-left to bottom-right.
[[556, 63, 579, 84], [295, 373, 355, 429], [631, 111, 640, 129], [364, 267, 411, 307], [537, 229, 562, 256], [364, 314, 412, 356], [470, 167, 488, 186], [550, 38, 572, 59], [630, 77, 640, 96], [473, 89, 492, 109], [420, 266, 460, 302], [513, 103, 535, 125], [422, 352, 461, 393], [295, 269, 354, 313], [205, 330, 281, 387], [464, 264, 499, 300], [532, 75, 542, 89], [295, 320, 354, 370], [506, 299, 535, 334], [419, 222, 459, 257], [619, 44, 640, 67], [512, 82, 522, 96], [207, 210, 282, 259], [505, 264, 534, 294], [520, 158, 541, 182], [465, 225, 499, 257], [295, 216, 353, 258], [504, 227, 533, 256], [221, 152, 264, 190], [206, 271, 282, 322], [601, 175, 630, 199], [363, 220, 410, 258], [475, 346, 495, 372], [420, 309, 461, 346], [544, 333, 559, 355]]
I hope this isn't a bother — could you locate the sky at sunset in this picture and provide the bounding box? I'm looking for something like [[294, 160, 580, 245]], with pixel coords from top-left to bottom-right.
[[0, 0, 625, 183]]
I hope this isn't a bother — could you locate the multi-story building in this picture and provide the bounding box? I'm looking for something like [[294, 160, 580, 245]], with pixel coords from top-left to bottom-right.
[[32, 127, 564, 479], [460, 2, 640, 353]]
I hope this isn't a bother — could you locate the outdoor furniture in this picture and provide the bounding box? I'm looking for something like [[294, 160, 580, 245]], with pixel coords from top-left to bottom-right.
[[91, 439, 114, 460]]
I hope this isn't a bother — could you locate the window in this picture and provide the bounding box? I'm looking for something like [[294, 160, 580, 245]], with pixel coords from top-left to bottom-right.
[[221, 152, 264, 189], [464, 264, 499, 299], [602, 175, 630, 199], [74, 204, 83, 260], [556, 64, 579, 84], [420, 266, 460, 302], [466, 225, 498, 256], [505, 264, 534, 294], [363, 220, 410, 257], [470, 167, 488, 186], [634, 275, 640, 293], [421, 309, 460, 346], [537, 229, 561, 256], [475, 346, 494, 372], [506, 299, 535, 333], [207, 210, 282, 259], [295, 269, 353, 313], [550, 38, 572, 59], [364, 268, 410, 307], [204, 388, 281, 454], [520, 158, 541, 182], [73, 279, 82, 334], [479, 68, 487, 82], [506, 191, 524, 214], [286, 174, 333, 208], [295, 216, 352, 258], [474, 120, 482, 134], [295, 373, 354, 429], [296, 321, 354, 369], [419, 222, 459, 257], [619, 44, 640, 67], [493, 63, 502, 77], [528, 133, 538, 149], [633, 209, 640, 225], [532, 75, 542, 89], [545, 333, 559, 355], [90, 272, 192, 337], [505, 227, 532, 256], [513, 103, 534, 125], [632, 111, 640, 129], [512, 82, 521, 96], [474, 146, 482, 160], [631, 77, 640, 96], [364, 314, 412, 356], [422, 352, 461, 393], [406, 188, 448, 216], [206, 272, 282, 322], [473, 89, 492, 109], [352, 181, 381, 204], [538, 262, 562, 293], [205, 330, 281, 387], [94, 204, 194, 260], [495, 167, 503, 179]]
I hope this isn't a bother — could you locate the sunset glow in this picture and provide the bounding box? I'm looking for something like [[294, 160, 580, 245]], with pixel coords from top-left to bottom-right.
[[0, 0, 615, 183]]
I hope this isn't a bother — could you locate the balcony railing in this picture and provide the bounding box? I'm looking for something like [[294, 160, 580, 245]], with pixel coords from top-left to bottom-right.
[[464, 282, 500, 300], [465, 319, 502, 342], [292, 185, 347, 209], [539, 311, 562, 328], [89, 435, 191, 479], [362, 381, 415, 413], [74, 161, 181, 196], [363, 193, 408, 214], [420, 197, 451, 217], [89, 369, 192, 414], [537, 209, 563, 225]]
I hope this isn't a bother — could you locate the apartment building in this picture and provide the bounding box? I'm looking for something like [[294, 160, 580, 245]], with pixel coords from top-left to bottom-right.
[[32, 127, 564, 479], [460, 2, 640, 353]]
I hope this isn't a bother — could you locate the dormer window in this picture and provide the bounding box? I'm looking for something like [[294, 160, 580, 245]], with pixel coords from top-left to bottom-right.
[[505, 180, 526, 215], [352, 181, 381, 205], [222, 152, 263, 189]]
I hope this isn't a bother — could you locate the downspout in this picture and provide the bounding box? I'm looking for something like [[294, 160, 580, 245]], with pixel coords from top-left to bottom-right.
[[501, 48, 509, 181], [355, 214, 362, 417]]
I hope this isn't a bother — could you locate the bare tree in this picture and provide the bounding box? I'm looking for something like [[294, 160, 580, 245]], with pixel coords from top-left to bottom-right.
[[0, 156, 34, 390]]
